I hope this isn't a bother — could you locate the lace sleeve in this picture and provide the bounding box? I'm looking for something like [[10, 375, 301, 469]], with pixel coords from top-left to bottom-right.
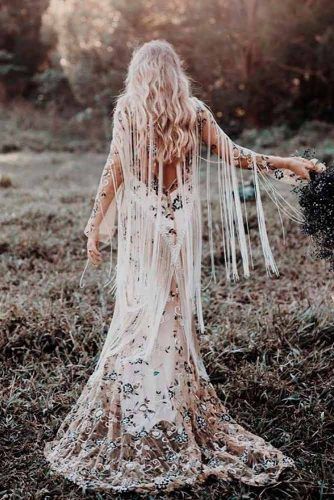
[[84, 139, 123, 243], [195, 99, 304, 281], [199, 105, 305, 186], [229, 142, 307, 187]]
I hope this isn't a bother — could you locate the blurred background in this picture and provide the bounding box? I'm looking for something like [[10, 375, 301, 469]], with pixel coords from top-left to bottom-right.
[[1, 1, 333, 499], [1, 0, 334, 144]]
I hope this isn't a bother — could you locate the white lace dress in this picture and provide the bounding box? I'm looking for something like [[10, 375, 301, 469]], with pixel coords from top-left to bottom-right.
[[44, 98, 302, 493]]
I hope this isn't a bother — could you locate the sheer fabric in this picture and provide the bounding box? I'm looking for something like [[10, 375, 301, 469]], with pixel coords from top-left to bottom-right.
[[44, 98, 302, 493]]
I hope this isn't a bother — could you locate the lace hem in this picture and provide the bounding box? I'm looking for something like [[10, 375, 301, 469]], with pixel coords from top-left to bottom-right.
[[44, 369, 295, 494], [44, 421, 295, 494]]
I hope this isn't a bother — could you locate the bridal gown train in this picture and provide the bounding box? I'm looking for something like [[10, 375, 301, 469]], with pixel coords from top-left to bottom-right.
[[44, 98, 301, 493]]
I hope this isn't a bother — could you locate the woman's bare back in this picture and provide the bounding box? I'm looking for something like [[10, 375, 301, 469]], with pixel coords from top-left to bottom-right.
[[152, 158, 187, 193]]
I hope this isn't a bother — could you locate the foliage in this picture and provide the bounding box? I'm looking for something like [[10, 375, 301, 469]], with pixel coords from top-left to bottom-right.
[[1, 0, 333, 130], [0, 0, 50, 99], [41, 0, 141, 109], [39, 0, 334, 131]]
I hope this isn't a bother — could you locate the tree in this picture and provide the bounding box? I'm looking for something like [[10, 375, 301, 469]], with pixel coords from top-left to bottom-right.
[[0, 0, 49, 99]]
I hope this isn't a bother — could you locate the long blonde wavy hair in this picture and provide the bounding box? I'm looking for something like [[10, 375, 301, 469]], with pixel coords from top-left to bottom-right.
[[115, 40, 198, 164]]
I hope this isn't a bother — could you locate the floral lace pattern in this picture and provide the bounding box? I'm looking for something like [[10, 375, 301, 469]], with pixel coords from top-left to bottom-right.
[[44, 277, 294, 494], [129, 172, 194, 258], [83, 142, 123, 243], [196, 103, 305, 186]]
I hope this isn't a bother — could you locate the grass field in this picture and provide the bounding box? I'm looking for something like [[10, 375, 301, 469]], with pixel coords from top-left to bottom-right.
[[1, 105, 333, 499]]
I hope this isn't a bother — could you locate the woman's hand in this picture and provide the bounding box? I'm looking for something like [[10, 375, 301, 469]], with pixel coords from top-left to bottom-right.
[[285, 156, 326, 180], [87, 233, 102, 266]]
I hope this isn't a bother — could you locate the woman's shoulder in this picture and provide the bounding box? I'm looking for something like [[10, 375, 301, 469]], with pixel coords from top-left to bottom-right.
[[190, 96, 206, 112], [190, 96, 212, 120], [112, 96, 134, 130], [190, 97, 213, 131]]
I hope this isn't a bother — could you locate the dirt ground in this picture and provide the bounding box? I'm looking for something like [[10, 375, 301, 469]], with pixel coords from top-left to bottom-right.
[[1, 121, 334, 499]]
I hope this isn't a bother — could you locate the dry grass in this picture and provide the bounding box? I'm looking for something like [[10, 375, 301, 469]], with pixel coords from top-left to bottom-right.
[[0, 100, 111, 154], [0, 174, 13, 188], [1, 113, 334, 499]]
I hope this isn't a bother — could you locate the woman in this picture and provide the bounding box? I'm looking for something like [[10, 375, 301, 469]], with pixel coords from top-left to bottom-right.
[[44, 40, 324, 493]]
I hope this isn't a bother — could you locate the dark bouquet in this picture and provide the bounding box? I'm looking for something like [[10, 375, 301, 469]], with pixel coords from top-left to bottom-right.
[[295, 161, 334, 270]]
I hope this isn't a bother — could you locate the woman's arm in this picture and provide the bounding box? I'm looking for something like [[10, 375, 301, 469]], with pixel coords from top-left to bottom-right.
[[193, 100, 327, 280], [200, 106, 324, 181], [85, 141, 123, 266]]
